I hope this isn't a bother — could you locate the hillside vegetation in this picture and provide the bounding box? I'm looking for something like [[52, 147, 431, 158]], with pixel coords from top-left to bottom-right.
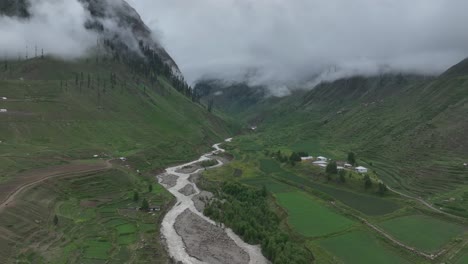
[[0, 55, 234, 262], [0, 56, 232, 179], [199, 60, 468, 216]]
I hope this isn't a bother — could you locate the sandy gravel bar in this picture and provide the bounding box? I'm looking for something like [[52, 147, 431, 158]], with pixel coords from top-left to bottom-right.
[[158, 173, 179, 188], [178, 184, 196, 196], [174, 209, 250, 264], [192, 191, 214, 213]]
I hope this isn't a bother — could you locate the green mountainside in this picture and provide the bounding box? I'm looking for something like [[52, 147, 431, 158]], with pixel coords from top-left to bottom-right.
[[0, 56, 232, 180], [198, 60, 468, 216]]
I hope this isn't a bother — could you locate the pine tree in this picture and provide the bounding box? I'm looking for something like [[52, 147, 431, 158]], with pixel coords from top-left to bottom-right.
[[378, 182, 388, 195], [53, 215, 58, 226], [364, 175, 372, 190], [141, 198, 149, 211], [133, 191, 139, 202], [347, 152, 356, 165], [326, 161, 338, 175], [148, 184, 153, 193]]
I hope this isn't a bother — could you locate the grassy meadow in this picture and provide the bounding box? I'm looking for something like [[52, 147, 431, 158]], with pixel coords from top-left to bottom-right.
[[318, 230, 412, 264], [378, 215, 464, 252], [276, 191, 354, 237]]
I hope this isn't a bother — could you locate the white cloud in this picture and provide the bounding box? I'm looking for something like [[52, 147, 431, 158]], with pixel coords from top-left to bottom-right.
[[0, 0, 97, 59], [128, 0, 468, 91]]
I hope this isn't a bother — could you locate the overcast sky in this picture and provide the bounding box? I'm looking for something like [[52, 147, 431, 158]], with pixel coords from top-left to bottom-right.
[[2, 0, 468, 93], [127, 0, 468, 91]]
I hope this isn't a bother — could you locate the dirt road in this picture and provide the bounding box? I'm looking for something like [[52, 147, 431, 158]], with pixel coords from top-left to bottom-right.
[[387, 186, 466, 221], [0, 160, 112, 212]]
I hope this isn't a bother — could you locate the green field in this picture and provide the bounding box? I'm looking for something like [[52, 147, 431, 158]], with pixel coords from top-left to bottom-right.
[[454, 251, 468, 264], [378, 215, 464, 252], [259, 158, 401, 215], [276, 191, 354, 237], [319, 230, 411, 264], [241, 177, 294, 193], [308, 182, 401, 215]]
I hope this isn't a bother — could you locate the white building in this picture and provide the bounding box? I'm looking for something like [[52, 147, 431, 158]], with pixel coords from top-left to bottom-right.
[[317, 156, 328, 162], [0, 109, 7, 113], [337, 166, 344, 171], [313, 160, 328, 165], [1, 97, 7, 100], [344, 163, 353, 168], [301, 156, 314, 161], [355, 166, 368, 174]]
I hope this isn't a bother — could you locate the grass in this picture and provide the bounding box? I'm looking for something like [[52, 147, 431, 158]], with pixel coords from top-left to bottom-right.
[[307, 182, 401, 215], [378, 215, 464, 252], [0, 57, 230, 183], [318, 230, 411, 264], [259, 158, 402, 215], [0, 169, 173, 263], [84, 241, 112, 260], [115, 223, 137, 235], [259, 158, 282, 174], [241, 177, 294, 193], [276, 191, 354, 237], [454, 251, 468, 264]]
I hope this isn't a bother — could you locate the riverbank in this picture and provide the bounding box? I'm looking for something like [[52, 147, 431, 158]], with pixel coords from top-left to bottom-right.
[[158, 139, 268, 264]]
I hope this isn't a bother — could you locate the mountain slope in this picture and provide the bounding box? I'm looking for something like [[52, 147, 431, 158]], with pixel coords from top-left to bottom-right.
[[201, 60, 468, 216], [0, 56, 231, 182]]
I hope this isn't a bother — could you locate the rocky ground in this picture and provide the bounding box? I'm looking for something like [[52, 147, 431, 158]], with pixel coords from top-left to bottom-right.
[[175, 164, 202, 174], [192, 191, 214, 213], [157, 173, 179, 188], [174, 209, 250, 264], [178, 184, 196, 196]]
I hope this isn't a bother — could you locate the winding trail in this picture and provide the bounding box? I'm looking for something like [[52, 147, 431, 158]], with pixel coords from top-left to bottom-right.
[[0, 160, 112, 213], [158, 138, 268, 264], [387, 186, 466, 221]]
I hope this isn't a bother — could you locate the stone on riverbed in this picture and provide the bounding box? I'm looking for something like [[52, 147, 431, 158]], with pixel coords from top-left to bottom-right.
[[174, 209, 250, 264], [178, 184, 196, 196], [158, 173, 179, 188]]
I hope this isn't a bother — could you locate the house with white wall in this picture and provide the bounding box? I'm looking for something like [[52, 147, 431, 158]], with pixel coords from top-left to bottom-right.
[[355, 166, 368, 174]]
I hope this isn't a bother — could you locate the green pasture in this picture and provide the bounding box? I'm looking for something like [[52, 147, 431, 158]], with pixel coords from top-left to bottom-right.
[[318, 230, 411, 264], [378, 215, 464, 252], [276, 191, 354, 237]]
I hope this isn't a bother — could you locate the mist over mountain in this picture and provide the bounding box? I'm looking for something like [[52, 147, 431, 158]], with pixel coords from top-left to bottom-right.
[[129, 0, 468, 95], [0, 0, 179, 73]]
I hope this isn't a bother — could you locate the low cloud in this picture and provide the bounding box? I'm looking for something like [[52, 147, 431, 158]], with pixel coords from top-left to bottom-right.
[[0, 0, 97, 59], [128, 0, 468, 93]]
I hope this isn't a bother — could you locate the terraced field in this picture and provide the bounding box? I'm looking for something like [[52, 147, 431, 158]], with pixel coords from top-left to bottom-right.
[[0, 169, 172, 263]]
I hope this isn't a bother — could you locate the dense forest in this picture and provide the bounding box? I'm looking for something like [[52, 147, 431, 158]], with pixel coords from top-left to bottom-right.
[[204, 182, 313, 264]]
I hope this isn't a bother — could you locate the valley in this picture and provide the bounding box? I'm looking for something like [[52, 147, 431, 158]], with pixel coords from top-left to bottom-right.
[[1, 0, 467, 263]]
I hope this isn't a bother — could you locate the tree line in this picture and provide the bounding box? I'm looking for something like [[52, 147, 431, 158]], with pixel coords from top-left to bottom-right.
[[204, 182, 313, 264]]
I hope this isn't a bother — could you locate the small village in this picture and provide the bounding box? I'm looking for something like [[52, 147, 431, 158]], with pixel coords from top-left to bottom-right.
[[300, 154, 368, 174]]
